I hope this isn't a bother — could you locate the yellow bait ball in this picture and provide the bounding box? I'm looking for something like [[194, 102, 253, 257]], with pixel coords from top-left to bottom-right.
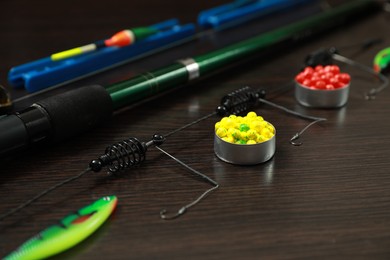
[[266, 122, 275, 134], [240, 131, 249, 141], [222, 136, 234, 143], [216, 127, 228, 138], [215, 111, 275, 145], [256, 134, 265, 143], [220, 118, 235, 129], [261, 128, 272, 139], [215, 122, 221, 130], [228, 128, 241, 140], [247, 111, 257, 118], [235, 116, 244, 123], [246, 129, 257, 140], [249, 121, 263, 133]]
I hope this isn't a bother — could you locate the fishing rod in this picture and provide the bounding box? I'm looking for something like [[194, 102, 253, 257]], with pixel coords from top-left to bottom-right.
[[0, 0, 379, 157], [1, 85, 327, 258], [0, 85, 326, 222]]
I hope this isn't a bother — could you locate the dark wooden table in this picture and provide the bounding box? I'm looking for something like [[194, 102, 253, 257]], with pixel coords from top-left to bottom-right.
[[1, 0, 390, 259]]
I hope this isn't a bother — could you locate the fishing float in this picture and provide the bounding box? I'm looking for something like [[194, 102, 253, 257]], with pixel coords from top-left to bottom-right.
[[50, 27, 159, 61]]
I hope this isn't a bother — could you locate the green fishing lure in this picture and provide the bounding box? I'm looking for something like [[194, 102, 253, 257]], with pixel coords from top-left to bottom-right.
[[373, 47, 390, 73], [4, 195, 117, 260]]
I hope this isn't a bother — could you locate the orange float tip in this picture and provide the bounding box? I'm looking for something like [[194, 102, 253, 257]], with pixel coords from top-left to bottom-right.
[[104, 30, 133, 47]]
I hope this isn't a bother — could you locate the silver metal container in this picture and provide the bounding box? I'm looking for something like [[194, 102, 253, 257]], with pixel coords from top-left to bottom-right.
[[295, 81, 350, 108], [214, 124, 276, 165]]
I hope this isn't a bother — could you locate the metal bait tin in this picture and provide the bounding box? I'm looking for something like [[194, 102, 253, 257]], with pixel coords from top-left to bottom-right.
[[214, 123, 276, 165], [295, 81, 350, 108]]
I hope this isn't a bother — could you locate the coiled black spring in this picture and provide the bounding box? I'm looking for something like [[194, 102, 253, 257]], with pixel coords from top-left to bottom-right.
[[90, 134, 165, 174], [216, 86, 266, 116], [90, 87, 265, 174]]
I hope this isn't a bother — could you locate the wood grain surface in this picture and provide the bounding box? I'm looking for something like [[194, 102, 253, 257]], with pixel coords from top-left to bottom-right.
[[1, 0, 390, 259]]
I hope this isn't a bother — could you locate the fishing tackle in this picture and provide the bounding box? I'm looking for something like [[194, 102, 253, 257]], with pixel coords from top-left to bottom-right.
[[304, 38, 383, 67], [216, 86, 266, 116], [304, 47, 389, 100], [89, 86, 323, 175], [90, 87, 266, 175], [4, 196, 117, 260], [373, 47, 390, 73], [332, 53, 389, 100], [304, 47, 338, 68], [0, 86, 325, 222], [89, 137, 150, 174], [51, 27, 159, 61]]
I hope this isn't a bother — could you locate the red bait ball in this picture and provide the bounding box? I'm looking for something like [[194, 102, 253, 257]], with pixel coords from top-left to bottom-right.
[[295, 65, 350, 90]]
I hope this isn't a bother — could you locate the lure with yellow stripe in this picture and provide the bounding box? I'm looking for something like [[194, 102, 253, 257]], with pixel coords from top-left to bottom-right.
[[4, 195, 118, 260]]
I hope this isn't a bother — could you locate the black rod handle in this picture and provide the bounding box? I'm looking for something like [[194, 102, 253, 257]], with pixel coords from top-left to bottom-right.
[[0, 85, 113, 156]]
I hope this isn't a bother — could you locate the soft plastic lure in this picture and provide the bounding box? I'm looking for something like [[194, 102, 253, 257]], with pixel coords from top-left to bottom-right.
[[373, 47, 390, 73], [4, 195, 117, 260]]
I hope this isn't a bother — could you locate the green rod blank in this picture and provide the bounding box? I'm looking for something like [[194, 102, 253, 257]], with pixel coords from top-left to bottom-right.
[[106, 0, 376, 110]]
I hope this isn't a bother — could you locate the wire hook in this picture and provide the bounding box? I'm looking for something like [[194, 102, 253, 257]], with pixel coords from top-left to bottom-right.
[[258, 98, 326, 146], [289, 118, 326, 146], [159, 184, 219, 220], [290, 133, 302, 146], [332, 53, 389, 100], [160, 207, 187, 220], [155, 145, 219, 220]]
